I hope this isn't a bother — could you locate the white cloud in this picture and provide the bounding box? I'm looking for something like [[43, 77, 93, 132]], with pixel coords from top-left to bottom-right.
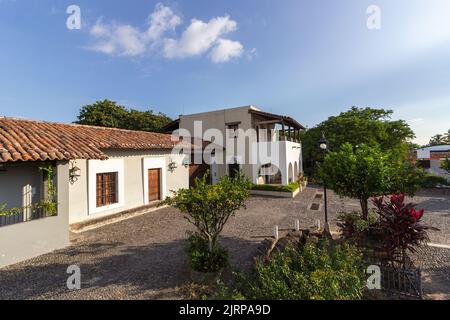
[[163, 16, 239, 59], [145, 3, 181, 41], [209, 39, 243, 63], [89, 21, 146, 56], [86, 3, 246, 63]]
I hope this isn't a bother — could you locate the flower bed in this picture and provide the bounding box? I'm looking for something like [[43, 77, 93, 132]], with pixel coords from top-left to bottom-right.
[[249, 182, 303, 198]]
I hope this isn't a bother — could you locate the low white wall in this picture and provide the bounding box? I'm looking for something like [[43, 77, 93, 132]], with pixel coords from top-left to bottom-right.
[[0, 162, 70, 268], [249, 188, 300, 198]]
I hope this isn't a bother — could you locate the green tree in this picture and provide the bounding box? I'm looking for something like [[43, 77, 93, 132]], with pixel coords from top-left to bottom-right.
[[163, 172, 251, 271], [301, 107, 415, 173], [429, 130, 450, 146], [76, 100, 129, 128], [319, 143, 423, 219], [441, 158, 450, 173], [76, 99, 172, 132], [125, 109, 172, 132]]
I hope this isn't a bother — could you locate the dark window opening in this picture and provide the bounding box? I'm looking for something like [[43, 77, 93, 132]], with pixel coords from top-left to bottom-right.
[[96, 172, 118, 207]]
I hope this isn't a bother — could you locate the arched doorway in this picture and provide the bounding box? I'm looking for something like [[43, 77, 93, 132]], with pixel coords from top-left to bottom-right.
[[258, 163, 282, 185], [294, 161, 299, 181], [288, 163, 294, 183]]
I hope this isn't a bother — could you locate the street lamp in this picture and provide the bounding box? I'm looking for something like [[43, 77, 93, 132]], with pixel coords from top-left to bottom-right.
[[318, 132, 331, 236]]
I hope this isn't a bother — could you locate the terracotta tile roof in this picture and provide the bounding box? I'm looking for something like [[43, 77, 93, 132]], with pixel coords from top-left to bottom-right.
[[0, 117, 180, 163]]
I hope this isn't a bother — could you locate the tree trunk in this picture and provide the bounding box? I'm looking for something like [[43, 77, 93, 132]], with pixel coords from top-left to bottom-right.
[[360, 198, 369, 220], [208, 236, 214, 253]]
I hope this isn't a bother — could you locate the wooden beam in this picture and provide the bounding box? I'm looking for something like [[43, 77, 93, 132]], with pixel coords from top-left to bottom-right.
[[255, 120, 281, 126]]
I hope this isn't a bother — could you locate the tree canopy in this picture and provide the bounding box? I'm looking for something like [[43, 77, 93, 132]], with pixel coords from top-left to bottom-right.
[[319, 143, 424, 219], [301, 107, 415, 170], [428, 130, 450, 146], [75, 99, 172, 132]]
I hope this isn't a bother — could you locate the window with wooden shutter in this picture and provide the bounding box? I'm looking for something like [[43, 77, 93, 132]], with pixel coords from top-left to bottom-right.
[[96, 172, 118, 207]]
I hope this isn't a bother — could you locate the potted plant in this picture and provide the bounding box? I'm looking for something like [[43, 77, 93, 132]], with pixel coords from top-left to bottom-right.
[[297, 173, 308, 191], [164, 171, 250, 284]]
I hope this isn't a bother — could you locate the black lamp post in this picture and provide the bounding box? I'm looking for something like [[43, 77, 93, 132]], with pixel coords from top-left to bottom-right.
[[318, 132, 331, 236]]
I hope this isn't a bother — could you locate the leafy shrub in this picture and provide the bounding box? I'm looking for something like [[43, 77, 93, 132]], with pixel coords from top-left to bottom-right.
[[372, 193, 435, 267], [187, 233, 228, 273], [251, 182, 300, 193], [421, 174, 450, 188], [337, 212, 378, 243], [164, 171, 250, 273], [441, 157, 450, 173], [220, 238, 365, 300]]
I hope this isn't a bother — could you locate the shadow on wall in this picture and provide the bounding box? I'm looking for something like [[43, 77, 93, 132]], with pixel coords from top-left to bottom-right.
[[0, 236, 260, 300]]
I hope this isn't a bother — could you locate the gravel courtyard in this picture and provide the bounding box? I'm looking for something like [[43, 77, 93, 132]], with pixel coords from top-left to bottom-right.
[[0, 187, 449, 300]]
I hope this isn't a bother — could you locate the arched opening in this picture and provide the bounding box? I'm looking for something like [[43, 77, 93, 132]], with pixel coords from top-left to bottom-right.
[[294, 161, 299, 181], [288, 163, 294, 183], [258, 163, 282, 185]]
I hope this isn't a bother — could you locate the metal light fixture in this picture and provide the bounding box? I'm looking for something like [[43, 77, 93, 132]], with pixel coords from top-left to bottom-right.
[[0, 163, 7, 172], [168, 159, 178, 172], [318, 132, 331, 237], [318, 132, 328, 152], [69, 161, 81, 183], [182, 157, 190, 168]]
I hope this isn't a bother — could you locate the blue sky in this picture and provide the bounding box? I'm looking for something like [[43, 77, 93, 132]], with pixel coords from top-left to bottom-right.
[[1, 0, 450, 145]]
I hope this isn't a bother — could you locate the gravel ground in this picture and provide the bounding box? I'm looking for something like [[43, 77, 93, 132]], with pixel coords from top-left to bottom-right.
[[0, 186, 449, 300], [410, 246, 450, 300]]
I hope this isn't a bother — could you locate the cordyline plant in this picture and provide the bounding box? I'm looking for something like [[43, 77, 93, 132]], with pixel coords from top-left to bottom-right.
[[372, 193, 437, 268], [163, 171, 251, 253]]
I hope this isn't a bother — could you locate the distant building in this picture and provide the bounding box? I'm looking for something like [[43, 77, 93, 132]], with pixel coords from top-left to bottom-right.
[[416, 145, 450, 180], [166, 106, 305, 187]]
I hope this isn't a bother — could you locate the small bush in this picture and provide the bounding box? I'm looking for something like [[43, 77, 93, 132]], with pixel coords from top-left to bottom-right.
[[421, 174, 450, 188], [337, 212, 378, 243], [219, 238, 365, 300], [187, 233, 229, 273], [251, 182, 300, 193]]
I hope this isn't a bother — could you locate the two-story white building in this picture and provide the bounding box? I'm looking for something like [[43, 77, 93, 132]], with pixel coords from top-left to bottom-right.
[[167, 106, 305, 186]]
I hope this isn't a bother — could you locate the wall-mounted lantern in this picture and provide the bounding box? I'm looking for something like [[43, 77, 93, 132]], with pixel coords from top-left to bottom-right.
[[182, 157, 190, 168], [69, 161, 81, 184], [168, 158, 178, 172], [0, 163, 7, 172]]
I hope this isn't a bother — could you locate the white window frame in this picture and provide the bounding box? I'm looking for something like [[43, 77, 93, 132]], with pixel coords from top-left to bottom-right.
[[88, 159, 125, 215], [142, 157, 167, 205]]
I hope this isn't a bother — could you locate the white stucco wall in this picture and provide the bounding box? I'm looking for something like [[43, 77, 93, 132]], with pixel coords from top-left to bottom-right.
[[0, 162, 70, 268], [68, 149, 189, 224], [250, 140, 303, 185]]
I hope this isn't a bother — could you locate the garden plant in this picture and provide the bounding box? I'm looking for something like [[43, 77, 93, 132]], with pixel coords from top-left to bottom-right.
[[164, 171, 250, 273]]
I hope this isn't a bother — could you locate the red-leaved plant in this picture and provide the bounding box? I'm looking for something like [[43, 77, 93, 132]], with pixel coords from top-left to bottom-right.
[[372, 193, 436, 268]]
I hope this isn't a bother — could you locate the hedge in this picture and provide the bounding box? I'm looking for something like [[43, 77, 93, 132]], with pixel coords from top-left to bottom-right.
[[250, 182, 300, 193], [422, 174, 450, 188]]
